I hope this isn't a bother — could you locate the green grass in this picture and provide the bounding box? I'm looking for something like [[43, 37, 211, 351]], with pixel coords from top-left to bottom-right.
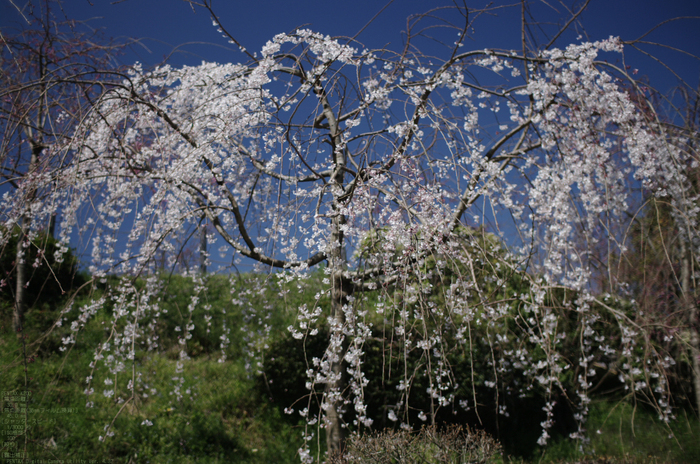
[[1, 343, 309, 463], [0, 274, 310, 464], [535, 402, 700, 464]]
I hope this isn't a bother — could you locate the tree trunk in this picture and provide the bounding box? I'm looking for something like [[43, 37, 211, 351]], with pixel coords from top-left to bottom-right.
[[690, 300, 700, 415], [13, 217, 27, 335], [326, 278, 349, 454], [326, 211, 350, 455], [316, 73, 351, 455], [13, 143, 41, 335]]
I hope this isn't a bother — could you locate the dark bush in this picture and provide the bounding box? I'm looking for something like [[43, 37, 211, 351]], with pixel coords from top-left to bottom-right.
[[0, 228, 87, 333], [262, 324, 559, 458]]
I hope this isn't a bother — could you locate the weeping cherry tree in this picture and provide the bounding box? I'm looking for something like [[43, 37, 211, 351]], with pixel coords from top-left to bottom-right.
[[3, 2, 699, 460]]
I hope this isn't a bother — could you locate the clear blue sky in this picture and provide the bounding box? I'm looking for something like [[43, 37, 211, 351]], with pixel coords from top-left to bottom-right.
[[2, 0, 699, 92], [2, 0, 699, 271]]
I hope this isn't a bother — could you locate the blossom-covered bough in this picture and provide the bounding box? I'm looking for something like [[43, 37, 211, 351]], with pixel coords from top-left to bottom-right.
[[3, 2, 699, 460]]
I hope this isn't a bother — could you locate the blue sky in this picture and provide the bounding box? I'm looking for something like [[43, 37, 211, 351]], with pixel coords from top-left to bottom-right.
[[3, 0, 699, 92], [2, 0, 700, 272]]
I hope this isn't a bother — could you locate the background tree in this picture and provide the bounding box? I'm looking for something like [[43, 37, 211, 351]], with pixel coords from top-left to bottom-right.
[[0, 0, 121, 333], [2, 1, 699, 460], [617, 81, 700, 415], [0, 228, 85, 333]]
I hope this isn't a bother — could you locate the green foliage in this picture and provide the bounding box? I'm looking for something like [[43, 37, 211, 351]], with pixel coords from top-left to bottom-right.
[[152, 274, 245, 357]]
